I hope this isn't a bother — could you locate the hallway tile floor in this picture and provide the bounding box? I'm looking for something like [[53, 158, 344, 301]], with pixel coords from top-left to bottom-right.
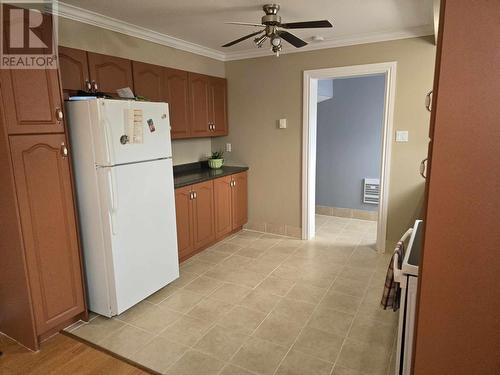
[[67, 215, 397, 375]]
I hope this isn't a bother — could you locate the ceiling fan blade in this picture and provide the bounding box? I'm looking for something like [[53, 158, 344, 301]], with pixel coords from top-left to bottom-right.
[[225, 22, 265, 27], [281, 20, 333, 29], [222, 30, 264, 47], [278, 30, 307, 48]]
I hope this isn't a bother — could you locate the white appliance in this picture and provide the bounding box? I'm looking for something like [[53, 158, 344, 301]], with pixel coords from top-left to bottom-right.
[[65, 98, 179, 317], [393, 219, 423, 375]]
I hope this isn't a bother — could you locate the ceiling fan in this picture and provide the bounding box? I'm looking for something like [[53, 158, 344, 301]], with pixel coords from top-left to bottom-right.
[[222, 4, 333, 56]]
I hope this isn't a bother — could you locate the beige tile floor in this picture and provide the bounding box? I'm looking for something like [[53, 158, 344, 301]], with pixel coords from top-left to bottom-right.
[[67, 215, 397, 375]]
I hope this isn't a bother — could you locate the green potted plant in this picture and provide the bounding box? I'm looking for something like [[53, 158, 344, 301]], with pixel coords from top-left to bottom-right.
[[208, 150, 224, 169]]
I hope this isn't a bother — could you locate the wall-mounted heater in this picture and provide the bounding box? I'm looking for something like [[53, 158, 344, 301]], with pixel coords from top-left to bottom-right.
[[363, 178, 380, 204]]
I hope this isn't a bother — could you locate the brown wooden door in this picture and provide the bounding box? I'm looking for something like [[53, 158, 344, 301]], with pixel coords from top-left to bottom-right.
[[165, 68, 190, 139], [58, 46, 90, 94], [214, 176, 233, 239], [174, 186, 194, 261], [231, 172, 248, 229], [188, 73, 211, 137], [0, 69, 64, 134], [210, 77, 228, 136], [9, 134, 85, 335], [87, 52, 133, 97], [191, 180, 215, 249], [132, 61, 163, 102]]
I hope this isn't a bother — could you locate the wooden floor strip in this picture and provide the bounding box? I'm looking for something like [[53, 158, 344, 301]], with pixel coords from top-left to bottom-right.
[[0, 332, 149, 374]]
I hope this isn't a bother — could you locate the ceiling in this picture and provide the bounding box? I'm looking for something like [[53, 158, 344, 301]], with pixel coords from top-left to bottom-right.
[[58, 0, 434, 60]]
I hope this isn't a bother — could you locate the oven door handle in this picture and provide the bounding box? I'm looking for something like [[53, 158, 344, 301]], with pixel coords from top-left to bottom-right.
[[394, 228, 413, 283]]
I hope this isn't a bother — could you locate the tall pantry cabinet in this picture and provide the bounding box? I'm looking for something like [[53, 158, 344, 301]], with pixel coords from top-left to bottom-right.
[[0, 69, 87, 348], [413, 1, 500, 374]]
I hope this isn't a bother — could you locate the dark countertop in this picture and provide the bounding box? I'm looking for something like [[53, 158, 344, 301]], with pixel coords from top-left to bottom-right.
[[173, 161, 248, 189]]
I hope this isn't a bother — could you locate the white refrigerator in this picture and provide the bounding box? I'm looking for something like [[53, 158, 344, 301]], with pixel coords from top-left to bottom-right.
[[65, 98, 179, 317]]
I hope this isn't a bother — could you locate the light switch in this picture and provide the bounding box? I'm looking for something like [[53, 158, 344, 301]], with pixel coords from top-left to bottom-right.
[[278, 118, 287, 129], [396, 130, 409, 142], [226, 143, 232, 152]]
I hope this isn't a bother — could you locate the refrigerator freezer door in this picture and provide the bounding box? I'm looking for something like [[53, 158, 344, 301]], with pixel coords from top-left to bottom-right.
[[98, 158, 179, 315], [95, 99, 172, 166]]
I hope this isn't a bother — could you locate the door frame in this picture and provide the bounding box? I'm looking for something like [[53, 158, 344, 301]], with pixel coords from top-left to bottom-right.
[[301, 62, 397, 253]]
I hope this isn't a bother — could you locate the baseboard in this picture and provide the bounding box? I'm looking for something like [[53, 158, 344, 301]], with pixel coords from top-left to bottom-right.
[[315, 205, 378, 221], [243, 221, 302, 238]]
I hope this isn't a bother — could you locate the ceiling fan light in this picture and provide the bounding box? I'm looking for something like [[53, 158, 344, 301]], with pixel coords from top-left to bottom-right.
[[271, 36, 281, 47], [272, 44, 282, 56], [254, 34, 268, 48]]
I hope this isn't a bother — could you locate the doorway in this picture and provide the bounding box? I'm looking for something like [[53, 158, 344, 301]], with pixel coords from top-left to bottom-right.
[[302, 62, 397, 252]]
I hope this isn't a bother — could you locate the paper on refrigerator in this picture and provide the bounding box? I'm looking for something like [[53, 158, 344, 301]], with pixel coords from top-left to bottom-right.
[[126, 109, 144, 144]]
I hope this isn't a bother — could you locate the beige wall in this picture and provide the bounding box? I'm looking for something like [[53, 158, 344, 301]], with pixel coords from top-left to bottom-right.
[[171, 138, 211, 166], [213, 36, 436, 245], [58, 18, 225, 164]]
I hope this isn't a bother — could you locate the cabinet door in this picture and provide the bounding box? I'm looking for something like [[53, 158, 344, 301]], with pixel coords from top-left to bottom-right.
[[87, 52, 133, 96], [165, 68, 190, 139], [188, 73, 211, 137], [232, 172, 248, 229], [58, 46, 90, 93], [192, 180, 215, 249], [9, 134, 85, 335], [132, 61, 163, 102], [0, 69, 64, 134], [174, 185, 194, 260], [214, 176, 233, 239], [210, 77, 228, 136]]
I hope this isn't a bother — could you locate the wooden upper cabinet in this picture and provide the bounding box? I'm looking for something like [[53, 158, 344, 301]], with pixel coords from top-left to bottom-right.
[[87, 52, 133, 96], [174, 185, 194, 261], [214, 176, 233, 239], [132, 61, 163, 102], [210, 77, 228, 136], [232, 172, 248, 229], [58, 46, 90, 94], [191, 180, 215, 249], [165, 68, 190, 139], [0, 69, 64, 134], [9, 134, 85, 335], [188, 73, 211, 137]]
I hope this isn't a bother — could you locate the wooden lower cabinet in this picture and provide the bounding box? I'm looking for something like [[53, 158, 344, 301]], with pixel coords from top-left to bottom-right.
[[192, 181, 216, 249], [175, 171, 248, 261], [231, 172, 248, 229], [174, 185, 195, 261], [9, 134, 86, 336], [214, 176, 233, 239]]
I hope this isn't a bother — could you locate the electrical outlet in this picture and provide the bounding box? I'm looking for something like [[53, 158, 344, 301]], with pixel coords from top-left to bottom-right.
[[226, 143, 232, 152]]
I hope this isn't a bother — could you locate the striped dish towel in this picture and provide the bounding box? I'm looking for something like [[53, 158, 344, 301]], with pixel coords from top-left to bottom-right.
[[380, 241, 405, 311]]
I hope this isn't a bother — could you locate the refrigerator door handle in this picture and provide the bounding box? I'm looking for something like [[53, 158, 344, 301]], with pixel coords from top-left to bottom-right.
[[101, 117, 112, 166], [107, 168, 119, 235]]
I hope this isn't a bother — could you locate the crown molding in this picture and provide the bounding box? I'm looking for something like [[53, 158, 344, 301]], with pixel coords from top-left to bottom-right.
[[55, 2, 433, 62], [223, 25, 434, 61], [55, 2, 226, 61]]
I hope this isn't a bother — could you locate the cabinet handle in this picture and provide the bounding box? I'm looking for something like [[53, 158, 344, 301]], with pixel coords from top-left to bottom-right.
[[419, 158, 428, 179], [56, 107, 64, 121], [85, 79, 92, 91], [212, 123, 216, 131], [92, 81, 98, 92], [193, 192, 197, 199], [60, 143, 68, 158], [189, 192, 193, 200], [425, 90, 433, 112]]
